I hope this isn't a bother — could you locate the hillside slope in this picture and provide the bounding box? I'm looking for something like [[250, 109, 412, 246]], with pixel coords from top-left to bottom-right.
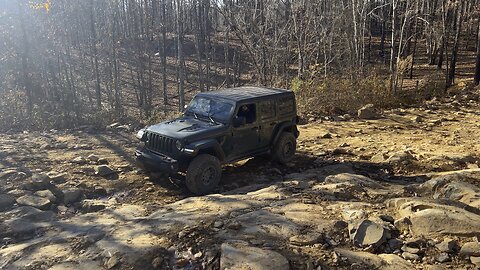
[[1, 92, 480, 269]]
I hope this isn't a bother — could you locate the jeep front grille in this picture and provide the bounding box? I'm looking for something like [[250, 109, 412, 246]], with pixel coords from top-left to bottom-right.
[[145, 132, 175, 155]]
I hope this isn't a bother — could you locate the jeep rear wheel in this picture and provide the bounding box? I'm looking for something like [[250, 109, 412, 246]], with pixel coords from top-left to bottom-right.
[[186, 154, 222, 195], [272, 132, 296, 164]]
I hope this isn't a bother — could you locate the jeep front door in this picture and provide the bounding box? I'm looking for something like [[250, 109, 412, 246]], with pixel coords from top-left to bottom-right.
[[231, 103, 260, 156]]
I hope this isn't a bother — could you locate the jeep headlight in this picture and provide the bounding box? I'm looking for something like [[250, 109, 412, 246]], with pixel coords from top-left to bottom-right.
[[175, 140, 184, 151], [136, 129, 146, 140]]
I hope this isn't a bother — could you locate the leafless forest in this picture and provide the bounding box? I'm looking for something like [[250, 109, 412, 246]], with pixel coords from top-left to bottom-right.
[[0, 0, 479, 131]]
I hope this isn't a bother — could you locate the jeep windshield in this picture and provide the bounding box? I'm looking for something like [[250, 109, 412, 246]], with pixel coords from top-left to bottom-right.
[[185, 96, 234, 123]]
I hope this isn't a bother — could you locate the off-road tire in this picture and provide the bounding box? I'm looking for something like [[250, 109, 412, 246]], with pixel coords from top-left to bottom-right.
[[272, 132, 296, 164], [186, 154, 222, 195]]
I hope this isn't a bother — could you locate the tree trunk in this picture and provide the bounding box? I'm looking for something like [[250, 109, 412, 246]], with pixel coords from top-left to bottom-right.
[[390, 0, 397, 74], [161, 0, 168, 110], [474, 19, 480, 85], [176, 0, 185, 110], [18, 3, 33, 114], [447, 1, 464, 88], [90, 0, 102, 110], [380, 0, 387, 62], [194, 0, 204, 92]]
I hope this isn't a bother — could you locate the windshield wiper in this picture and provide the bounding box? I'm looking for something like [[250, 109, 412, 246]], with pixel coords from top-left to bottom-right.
[[208, 113, 218, 125], [186, 111, 198, 119]]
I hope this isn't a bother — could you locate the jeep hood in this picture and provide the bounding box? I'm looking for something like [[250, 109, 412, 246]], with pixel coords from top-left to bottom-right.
[[146, 117, 228, 141]]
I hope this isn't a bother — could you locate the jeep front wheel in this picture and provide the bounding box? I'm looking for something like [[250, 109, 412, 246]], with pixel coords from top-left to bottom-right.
[[272, 132, 296, 164], [185, 154, 222, 195]]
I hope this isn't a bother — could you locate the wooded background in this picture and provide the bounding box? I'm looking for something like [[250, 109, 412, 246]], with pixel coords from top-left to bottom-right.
[[0, 0, 479, 131]]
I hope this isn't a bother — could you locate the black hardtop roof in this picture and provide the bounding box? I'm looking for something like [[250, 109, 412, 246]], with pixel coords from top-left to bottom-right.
[[196, 86, 293, 102]]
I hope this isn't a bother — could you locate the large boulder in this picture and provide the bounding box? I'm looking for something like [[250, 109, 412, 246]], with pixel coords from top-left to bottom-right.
[[459, 242, 480, 257], [388, 198, 480, 237], [471, 256, 480, 267], [95, 165, 116, 177], [435, 238, 458, 253], [351, 219, 389, 247], [386, 150, 416, 165], [220, 241, 289, 270], [34, 190, 59, 204], [422, 153, 478, 171], [418, 173, 480, 209], [63, 188, 83, 205], [22, 173, 52, 191], [357, 104, 379, 119]]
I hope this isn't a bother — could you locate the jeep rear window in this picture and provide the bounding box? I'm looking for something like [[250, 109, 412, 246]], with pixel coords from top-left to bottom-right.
[[186, 96, 234, 123]]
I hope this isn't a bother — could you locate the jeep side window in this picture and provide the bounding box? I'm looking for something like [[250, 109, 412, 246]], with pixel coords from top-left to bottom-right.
[[258, 100, 275, 120], [237, 104, 256, 124], [278, 97, 294, 116]]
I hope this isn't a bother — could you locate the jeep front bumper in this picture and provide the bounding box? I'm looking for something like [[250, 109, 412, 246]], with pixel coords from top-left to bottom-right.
[[135, 147, 179, 173]]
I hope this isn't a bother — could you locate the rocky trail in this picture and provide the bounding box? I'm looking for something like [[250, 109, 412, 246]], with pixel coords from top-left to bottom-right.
[[1, 92, 480, 270]]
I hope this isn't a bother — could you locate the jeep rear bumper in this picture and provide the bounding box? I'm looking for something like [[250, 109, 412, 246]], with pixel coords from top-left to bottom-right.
[[135, 147, 179, 173]]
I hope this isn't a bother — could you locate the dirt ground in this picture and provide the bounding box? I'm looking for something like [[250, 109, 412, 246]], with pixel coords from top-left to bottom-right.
[[1, 89, 480, 270]]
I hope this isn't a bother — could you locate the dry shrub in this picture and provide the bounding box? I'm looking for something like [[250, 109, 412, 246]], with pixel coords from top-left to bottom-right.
[[0, 88, 179, 132], [0, 91, 28, 131], [0, 91, 118, 132], [292, 69, 447, 116], [414, 70, 446, 100], [146, 110, 182, 126], [292, 73, 394, 115]]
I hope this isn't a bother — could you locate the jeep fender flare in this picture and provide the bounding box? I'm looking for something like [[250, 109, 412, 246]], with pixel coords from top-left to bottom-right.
[[272, 121, 299, 146], [186, 139, 226, 161]]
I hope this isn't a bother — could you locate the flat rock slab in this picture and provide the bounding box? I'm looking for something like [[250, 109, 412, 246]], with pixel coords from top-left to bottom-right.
[[47, 261, 102, 270], [2, 207, 55, 238], [335, 248, 413, 270], [289, 233, 322, 246], [16, 195, 51, 210], [0, 169, 18, 180], [220, 241, 289, 270], [8, 206, 55, 222], [4, 243, 73, 269], [234, 209, 301, 240], [324, 173, 385, 190], [270, 202, 329, 228], [0, 194, 16, 211]]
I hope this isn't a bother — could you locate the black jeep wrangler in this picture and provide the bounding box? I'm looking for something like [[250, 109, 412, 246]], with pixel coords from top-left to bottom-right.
[[135, 86, 299, 195]]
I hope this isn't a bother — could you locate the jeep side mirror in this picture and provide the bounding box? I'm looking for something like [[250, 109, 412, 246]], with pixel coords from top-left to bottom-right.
[[233, 116, 246, 127]]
